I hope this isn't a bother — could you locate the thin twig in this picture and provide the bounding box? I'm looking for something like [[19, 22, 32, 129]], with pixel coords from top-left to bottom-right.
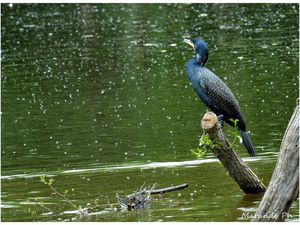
[[48, 185, 78, 210], [37, 202, 55, 213]]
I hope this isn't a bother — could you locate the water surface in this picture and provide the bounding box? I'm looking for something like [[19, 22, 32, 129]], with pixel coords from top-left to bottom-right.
[[1, 3, 299, 222]]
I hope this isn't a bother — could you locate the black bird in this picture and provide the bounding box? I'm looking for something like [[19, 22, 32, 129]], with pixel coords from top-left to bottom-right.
[[184, 37, 255, 156]]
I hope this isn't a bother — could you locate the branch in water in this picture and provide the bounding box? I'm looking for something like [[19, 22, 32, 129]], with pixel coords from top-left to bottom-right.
[[150, 183, 188, 195]]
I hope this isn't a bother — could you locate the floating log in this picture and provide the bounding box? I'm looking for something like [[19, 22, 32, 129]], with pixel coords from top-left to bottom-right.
[[201, 112, 266, 194], [251, 99, 299, 222]]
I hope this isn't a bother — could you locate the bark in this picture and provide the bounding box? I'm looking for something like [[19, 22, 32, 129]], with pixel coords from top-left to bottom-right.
[[201, 112, 266, 194], [251, 99, 299, 222]]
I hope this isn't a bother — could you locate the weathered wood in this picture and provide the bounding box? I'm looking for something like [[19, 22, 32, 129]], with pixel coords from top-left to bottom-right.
[[201, 112, 266, 194], [251, 100, 299, 222]]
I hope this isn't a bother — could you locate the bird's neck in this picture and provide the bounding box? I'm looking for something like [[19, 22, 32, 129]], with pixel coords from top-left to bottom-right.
[[196, 54, 207, 66], [192, 57, 204, 67]]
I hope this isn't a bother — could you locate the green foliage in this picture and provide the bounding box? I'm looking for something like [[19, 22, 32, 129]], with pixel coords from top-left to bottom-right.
[[191, 134, 220, 159], [39, 175, 46, 184], [64, 189, 69, 196], [229, 118, 242, 148], [40, 175, 55, 186], [48, 178, 55, 186], [191, 118, 242, 159]]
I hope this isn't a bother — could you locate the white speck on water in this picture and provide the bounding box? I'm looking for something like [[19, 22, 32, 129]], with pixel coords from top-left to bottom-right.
[[170, 43, 176, 47], [238, 56, 244, 60], [101, 90, 105, 94], [126, 177, 130, 180], [161, 50, 167, 53], [8, 3, 13, 8], [143, 43, 159, 47], [199, 13, 208, 17]]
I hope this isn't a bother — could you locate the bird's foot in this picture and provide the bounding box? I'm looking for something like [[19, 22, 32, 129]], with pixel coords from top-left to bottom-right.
[[217, 115, 225, 127]]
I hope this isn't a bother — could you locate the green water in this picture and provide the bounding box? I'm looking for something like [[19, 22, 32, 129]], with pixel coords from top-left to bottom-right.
[[1, 3, 299, 222]]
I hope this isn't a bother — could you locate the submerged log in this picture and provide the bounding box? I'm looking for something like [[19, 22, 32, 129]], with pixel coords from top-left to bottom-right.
[[251, 99, 299, 222], [201, 112, 266, 194]]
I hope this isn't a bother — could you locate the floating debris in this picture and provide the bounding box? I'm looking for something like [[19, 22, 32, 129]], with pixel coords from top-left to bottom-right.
[[117, 184, 154, 211], [117, 183, 188, 211]]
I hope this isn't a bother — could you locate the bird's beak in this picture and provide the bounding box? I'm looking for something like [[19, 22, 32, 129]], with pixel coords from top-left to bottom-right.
[[184, 38, 195, 51]]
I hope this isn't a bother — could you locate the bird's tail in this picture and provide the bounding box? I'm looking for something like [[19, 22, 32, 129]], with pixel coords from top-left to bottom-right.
[[240, 130, 256, 156]]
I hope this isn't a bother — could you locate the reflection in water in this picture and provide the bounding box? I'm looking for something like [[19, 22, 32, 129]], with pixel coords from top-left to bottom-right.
[[1, 3, 299, 222]]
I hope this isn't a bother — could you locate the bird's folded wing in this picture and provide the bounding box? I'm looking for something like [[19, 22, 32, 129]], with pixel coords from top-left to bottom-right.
[[200, 75, 243, 122]]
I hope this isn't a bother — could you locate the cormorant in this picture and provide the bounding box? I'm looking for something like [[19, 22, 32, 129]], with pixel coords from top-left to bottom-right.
[[184, 37, 255, 156]]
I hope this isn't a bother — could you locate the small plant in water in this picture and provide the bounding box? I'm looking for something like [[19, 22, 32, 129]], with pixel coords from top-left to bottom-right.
[[39, 175, 78, 210], [32, 176, 87, 219], [33, 176, 119, 219]]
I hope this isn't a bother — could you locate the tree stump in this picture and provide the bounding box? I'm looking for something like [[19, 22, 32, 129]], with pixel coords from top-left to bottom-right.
[[201, 112, 266, 194], [251, 99, 299, 222]]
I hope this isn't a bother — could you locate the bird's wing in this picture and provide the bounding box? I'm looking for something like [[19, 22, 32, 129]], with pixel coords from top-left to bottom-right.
[[200, 72, 246, 127]]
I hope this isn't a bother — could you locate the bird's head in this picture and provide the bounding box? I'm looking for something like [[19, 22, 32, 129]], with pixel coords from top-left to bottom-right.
[[184, 37, 209, 66]]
